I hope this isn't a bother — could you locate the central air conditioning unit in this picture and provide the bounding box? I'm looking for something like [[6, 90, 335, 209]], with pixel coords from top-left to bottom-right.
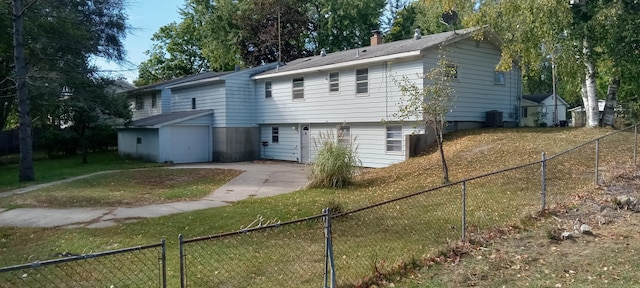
[[486, 110, 503, 127]]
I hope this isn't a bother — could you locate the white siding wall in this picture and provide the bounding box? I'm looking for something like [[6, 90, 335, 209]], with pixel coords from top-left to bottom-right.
[[256, 60, 424, 124], [541, 96, 567, 124], [226, 75, 258, 127], [117, 129, 160, 161], [170, 84, 227, 127], [260, 122, 414, 168], [256, 38, 518, 127], [260, 124, 301, 162], [129, 92, 162, 120], [428, 39, 519, 123]]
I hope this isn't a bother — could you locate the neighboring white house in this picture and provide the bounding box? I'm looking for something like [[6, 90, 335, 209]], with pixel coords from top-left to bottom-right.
[[118, 27, 522, 167], [520, 94, 569, 127], [567, 99, 607, 127]]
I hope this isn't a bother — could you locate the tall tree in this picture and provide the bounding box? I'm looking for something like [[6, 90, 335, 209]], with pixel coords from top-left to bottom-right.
[[308, 0, 386, 53], [385, 2, 419, 42], [10, 0, 128, 181], [235, 0, 309, 66], [13, 0, 33, 181], [135, 20, 209, 86], [393, 49, 456, 183]]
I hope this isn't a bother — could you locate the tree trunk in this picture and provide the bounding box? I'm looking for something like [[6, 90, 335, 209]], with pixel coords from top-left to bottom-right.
[[13, 0, 34, 182], [436, 128, 449, 183], [583, 36, 599, 128], [601, 77, 620, 127], [580, 81, 589, 126]]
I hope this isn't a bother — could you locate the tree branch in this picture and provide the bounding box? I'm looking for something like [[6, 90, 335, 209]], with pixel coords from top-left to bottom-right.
[[19, 0, 39, 17]]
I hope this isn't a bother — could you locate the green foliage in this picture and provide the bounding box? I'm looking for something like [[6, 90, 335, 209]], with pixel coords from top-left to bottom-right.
[[308, 130, 361, 189], [38, 128, 80, 157], [308, 0, 386, 54], [235, 0, 309, 66], [385, 2, 419, 42]]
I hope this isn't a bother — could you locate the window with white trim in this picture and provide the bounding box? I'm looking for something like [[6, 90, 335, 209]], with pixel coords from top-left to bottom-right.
[[265, 81, 272, 98], [337, 125, 351, 146], [292, 77, 304, 99], [386, 125, 403, 153], [135, 95, 144, 110], [522, 107, 529, 118], [271, 126, 279, 143], [329, 72, 339, 92], [494, 71, 505, 85], [355, 68, 368, 94], [151, 93, 157, 108]]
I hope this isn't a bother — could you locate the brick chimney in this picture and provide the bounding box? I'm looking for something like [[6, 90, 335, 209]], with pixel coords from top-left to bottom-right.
[[370, 30, 383, 46]]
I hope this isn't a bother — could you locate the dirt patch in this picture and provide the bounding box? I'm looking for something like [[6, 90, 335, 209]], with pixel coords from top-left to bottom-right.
[[398, 171, 640, 287]]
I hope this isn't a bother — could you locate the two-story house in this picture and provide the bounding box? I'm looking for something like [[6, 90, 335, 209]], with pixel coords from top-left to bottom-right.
[[118, 27, 521, 167], [253, 27, 520, 167]]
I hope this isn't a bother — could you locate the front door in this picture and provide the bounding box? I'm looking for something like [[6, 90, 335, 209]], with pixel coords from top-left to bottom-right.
[[300, 125, 310, 163]]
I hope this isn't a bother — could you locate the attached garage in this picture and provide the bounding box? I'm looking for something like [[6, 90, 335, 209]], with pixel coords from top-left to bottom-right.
[[118, 110, 214, 163]]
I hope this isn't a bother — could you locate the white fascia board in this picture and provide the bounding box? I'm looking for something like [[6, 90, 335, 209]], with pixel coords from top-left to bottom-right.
[[166, 78, 225, 90], [154, 110, 214, 128], [253, 51, 422, 79]]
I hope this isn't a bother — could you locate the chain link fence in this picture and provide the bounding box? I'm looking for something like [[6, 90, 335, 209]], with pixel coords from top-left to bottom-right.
[[0, 126, 637, 287], [179, 214, 327, 288], [0, 240, 166, 288]]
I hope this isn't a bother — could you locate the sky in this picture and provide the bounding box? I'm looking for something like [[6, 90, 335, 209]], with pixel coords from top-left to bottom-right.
[[93, 0, 184, 84]]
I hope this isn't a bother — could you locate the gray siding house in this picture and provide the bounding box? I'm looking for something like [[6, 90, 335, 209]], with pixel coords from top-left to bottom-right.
[[118, 27, 521, 167]]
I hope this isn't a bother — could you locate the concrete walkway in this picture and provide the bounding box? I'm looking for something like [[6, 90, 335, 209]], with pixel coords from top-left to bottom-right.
[[0, 162, 308, 228]]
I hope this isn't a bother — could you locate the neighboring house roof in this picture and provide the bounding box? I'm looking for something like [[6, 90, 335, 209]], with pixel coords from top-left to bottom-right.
[[521, 98, 540, 107], [523, 94, 569, 106], [254, 27, 501, 79], [126, 110, 214, 128], [568, 100, 606, 112]]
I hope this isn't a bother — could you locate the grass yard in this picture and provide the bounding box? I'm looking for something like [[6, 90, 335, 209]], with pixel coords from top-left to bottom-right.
[[0, 168, 242, 208], [0, 127, 637, 287], [0, 151, 162, 192]]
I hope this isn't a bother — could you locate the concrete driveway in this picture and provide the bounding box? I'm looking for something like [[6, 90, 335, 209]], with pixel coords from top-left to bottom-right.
[[0, 162, 308, 228]]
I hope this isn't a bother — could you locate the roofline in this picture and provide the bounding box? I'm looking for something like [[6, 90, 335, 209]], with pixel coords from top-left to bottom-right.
[[129, 110, 215, 129], [252, 51, 422, 79], [167, 78, 225, 90], [252, 27, 502, 80]]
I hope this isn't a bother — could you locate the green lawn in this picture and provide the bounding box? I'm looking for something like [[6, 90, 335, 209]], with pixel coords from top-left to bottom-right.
[[0, 127, 636, 287], [0, 151, 162, 192]]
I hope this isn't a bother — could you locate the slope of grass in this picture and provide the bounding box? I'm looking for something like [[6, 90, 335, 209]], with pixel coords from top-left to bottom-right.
[[0, 127, 635, 287]]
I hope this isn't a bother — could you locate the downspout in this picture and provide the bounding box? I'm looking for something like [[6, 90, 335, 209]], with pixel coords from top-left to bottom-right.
[[385, 62, 389, 120]]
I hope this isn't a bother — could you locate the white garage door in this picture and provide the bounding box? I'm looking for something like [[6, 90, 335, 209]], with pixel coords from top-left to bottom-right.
[[169, 126, 210, 163]]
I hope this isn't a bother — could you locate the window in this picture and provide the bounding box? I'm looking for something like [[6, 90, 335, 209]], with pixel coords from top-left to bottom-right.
[[445, 63, 458, 79], [386, 125, 403, 153], [135, 95, 144, 110], [356, 68, 368, 94], [329, 72, 339, 92], [151, 93, 157, 108], [191, 98, 196, 109], [136, 137, 142, 144], [337, 125, 351, 146], [265, 81, 272, 98], [494, 71, 505, 85], [522, 107, 529, 118], [271, 126, 279, 143], [292, 77, 304, 99]]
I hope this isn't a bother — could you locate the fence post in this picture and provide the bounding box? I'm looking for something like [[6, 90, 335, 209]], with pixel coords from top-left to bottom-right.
[[634, 125, 637, 173], [595, 139, 600, 185], [541, 152, 547, 211], [461, 181, 467, 242], [179, 234, 185, 288], [323, 208, 336, 288], [161, 238, 167, 288]]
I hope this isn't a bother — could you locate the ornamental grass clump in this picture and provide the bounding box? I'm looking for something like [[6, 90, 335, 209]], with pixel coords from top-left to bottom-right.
[[308, 130, 361, 188]]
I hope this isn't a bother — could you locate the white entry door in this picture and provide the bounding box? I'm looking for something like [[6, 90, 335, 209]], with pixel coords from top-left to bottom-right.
[[300, 125, 310, 163]]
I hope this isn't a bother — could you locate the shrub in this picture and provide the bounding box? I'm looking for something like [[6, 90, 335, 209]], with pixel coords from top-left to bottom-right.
[[308, 130, 361, 188]]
